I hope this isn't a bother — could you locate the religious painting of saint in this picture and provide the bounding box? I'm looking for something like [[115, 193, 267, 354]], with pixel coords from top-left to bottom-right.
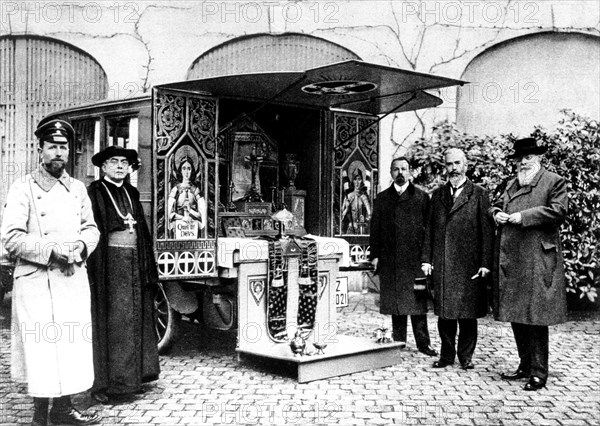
[[341, 160, 372, 235], [168, 145, 207, 239]]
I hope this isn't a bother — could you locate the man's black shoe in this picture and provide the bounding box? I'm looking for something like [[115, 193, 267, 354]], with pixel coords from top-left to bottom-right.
[[418, 345, 438, 357], [432, 359, 453, 368], [524, 376, 546, 391], [500, 369, 529, 380], [91, 391, 109, 404], [104, 392, 138, 404], [32, 397, 49, 426], [461, 361, 475, 370], [49, 407, 101, 425]]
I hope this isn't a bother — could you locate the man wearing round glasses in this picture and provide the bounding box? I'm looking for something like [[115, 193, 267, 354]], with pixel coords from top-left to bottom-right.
[[86, 146, 160, 404]]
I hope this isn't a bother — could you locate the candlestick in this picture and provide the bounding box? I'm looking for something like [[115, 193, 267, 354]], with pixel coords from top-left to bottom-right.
[[227, 181, 237, 212]]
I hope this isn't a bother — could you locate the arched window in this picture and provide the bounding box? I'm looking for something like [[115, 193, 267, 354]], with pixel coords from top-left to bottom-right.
[[187, 33, 360, 78], [457, 32, 600, 136], [0, 35, 108, 207]]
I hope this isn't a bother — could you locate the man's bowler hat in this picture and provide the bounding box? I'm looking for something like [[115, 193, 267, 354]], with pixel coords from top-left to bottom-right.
[[508, 137, 547, 159], [35, 119, 75, 144], [92, 145, 140, 168]]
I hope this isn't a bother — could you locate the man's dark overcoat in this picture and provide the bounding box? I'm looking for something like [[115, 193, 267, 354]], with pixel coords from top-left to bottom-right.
[[87, 179, 160, 392], [422, 180, 494, 319], [490, 169, 568, 326], [370, 183, 429, 315]]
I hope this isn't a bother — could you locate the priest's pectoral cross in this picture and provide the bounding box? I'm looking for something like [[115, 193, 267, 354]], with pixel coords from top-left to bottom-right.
[[124, 213, 137, 233]]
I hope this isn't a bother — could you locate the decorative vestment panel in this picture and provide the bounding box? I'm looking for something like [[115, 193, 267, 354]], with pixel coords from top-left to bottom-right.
[[264, 236, 320, 342]]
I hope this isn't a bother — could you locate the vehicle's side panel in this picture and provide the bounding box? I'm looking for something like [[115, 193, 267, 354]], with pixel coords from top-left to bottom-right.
[[152, 87, 219, 280]]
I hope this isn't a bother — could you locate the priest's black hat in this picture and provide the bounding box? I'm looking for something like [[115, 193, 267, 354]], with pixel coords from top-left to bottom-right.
[[91, 145, 139, 168]]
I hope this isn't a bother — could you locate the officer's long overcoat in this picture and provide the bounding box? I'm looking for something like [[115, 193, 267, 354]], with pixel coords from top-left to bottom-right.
[[490, 169, 568, 326], [422, 180, 494, 319], [1, 167, 99, 397], [370, 183, 429, 315]]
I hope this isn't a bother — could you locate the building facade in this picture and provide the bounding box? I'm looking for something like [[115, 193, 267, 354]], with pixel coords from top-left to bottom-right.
[[1, 0, 598, 220]]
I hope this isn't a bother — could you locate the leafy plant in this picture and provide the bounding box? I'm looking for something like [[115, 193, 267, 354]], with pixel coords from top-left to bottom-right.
[[537, 111, 600, 304], [407, 111, 599, 305]]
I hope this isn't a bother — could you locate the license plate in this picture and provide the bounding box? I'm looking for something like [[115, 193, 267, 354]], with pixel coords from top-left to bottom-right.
[[335, 276, 349, 307]]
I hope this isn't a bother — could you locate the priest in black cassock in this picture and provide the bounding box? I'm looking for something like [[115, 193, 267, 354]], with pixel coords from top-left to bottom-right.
[[87, 146, 160, 404]]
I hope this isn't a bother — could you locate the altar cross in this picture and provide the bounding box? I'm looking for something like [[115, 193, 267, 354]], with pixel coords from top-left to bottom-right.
[[243, 144, 265, 202], [245, 145, 264, 191]]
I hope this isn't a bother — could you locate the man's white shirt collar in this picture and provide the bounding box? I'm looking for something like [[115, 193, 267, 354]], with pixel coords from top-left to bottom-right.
[[103, 176, 124, 187], [394, 182, 409, 194]]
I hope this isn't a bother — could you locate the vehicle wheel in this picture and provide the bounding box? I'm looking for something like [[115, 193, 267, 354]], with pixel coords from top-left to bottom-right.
[[154, 283, 181, 355]]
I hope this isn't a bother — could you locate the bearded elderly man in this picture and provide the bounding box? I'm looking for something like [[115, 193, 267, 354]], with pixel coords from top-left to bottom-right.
[[1, 119, 101, 425], [422, 148, 494, 371], [490, 137, 568, 391]]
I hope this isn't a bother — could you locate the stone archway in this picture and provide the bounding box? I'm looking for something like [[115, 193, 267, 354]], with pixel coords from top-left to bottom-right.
[[456, 32, 599, 136], [0, 35, 108, 217], [186, 32, 361, 79]]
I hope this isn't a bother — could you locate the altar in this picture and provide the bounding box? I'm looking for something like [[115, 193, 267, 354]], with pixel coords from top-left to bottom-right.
[[218, 236, 403, 382]]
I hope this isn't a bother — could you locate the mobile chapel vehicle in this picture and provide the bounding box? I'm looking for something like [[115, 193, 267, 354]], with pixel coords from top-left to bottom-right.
[[42, 60, 463, 382]]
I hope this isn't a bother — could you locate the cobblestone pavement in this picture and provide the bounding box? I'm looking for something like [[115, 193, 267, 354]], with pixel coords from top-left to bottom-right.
[[1, 292, 599, 425]]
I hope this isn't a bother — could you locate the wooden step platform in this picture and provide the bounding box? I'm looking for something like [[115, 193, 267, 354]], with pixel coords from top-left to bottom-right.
[[237, 334, 403, 383]]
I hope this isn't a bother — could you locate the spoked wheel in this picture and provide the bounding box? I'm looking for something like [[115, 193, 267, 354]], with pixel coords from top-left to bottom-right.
[[154, 283, 181, 355]]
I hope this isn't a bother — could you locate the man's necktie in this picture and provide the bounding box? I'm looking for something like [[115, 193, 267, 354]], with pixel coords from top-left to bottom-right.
[[451, 182, 465, 202]]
